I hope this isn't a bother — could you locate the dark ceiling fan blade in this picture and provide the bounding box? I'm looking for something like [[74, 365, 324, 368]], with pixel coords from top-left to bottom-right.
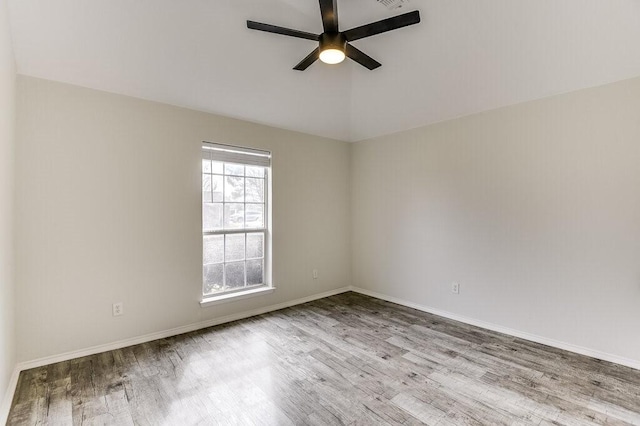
[[319, 0, 339, 33], [345, 44, 381, 70], [293, 48, 320, 71], [342, 10, 420, 42], [247, 21, 319, 41]]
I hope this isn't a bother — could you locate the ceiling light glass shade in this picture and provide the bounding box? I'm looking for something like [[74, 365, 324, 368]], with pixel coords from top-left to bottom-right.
[[319, 48, 346, 64]]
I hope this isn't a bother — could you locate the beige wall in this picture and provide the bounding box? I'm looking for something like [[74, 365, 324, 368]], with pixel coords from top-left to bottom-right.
[[0, 0, 16, 414], [351, 76, 640, 363], [15, 76, 351, 362], [13, 71, 640, 367]]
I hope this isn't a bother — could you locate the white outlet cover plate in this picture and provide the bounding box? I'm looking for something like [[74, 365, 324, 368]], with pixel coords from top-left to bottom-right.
[[113, 302, 124, 316]]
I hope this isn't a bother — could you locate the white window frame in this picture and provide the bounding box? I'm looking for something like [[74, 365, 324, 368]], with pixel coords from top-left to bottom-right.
[[200, 142, 273, 306]]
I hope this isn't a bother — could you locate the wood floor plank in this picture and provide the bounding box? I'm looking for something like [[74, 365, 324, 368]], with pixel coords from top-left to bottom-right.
[[7, 292, 640, 425]]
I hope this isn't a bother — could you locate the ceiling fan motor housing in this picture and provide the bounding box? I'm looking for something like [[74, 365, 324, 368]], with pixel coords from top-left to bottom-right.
[[319, 33, 347, 53]]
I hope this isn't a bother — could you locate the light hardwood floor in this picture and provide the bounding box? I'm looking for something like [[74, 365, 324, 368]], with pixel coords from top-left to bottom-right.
[[8, 292, 640, 425]]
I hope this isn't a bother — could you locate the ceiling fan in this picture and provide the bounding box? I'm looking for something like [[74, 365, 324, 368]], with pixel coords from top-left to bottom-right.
[[246, 0, 421, 71]]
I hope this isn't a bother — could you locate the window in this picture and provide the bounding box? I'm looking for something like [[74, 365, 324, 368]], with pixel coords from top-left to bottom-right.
[[202, 143, 271, 299]]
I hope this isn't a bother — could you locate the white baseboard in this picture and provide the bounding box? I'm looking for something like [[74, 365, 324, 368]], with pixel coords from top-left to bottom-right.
[[18, 286, 352, 372], [0, 366, 21, 425], [350, 286, 640, 371]]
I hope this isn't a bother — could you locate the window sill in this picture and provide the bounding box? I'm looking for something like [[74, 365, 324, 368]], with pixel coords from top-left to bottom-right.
[[200, 286, 275, 307]]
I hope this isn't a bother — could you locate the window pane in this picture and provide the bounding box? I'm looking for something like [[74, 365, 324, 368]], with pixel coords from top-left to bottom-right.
[[202, 159, 211, 173], [246, 233, 264, 259], [212, 161, 223, 174], [245, 204, 264, 229], [203, 203, 223, 231], [225, 234, 245, 262], [245, 178, 264, 203], [225, 262, 245, 289], [203, 147, 269, 297], [246, 260, 263, 286], [203, 235, 224, 264], [204, 264, 224, 295], [225, 163, 244, 176], [225, 176, 244, 202], [211, 175, 223, 202], [245, 166, 264, 178], [224, 204, 244, 229], [202, 174, 212, 203]]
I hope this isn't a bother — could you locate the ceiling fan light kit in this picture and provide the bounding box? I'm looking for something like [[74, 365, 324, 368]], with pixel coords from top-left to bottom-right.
[[319, 48, 345, 64], [318, 33, 347, 64], [247, 0, 420, 71]]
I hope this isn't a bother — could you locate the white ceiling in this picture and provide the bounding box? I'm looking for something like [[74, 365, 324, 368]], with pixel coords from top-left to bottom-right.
[[8, 0, 640, 141]]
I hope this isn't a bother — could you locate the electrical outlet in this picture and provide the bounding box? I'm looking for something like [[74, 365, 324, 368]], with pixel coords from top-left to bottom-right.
[[452, 282, 460, 294], [312, 269, 319, 279], [112, 302, 124, 316]]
